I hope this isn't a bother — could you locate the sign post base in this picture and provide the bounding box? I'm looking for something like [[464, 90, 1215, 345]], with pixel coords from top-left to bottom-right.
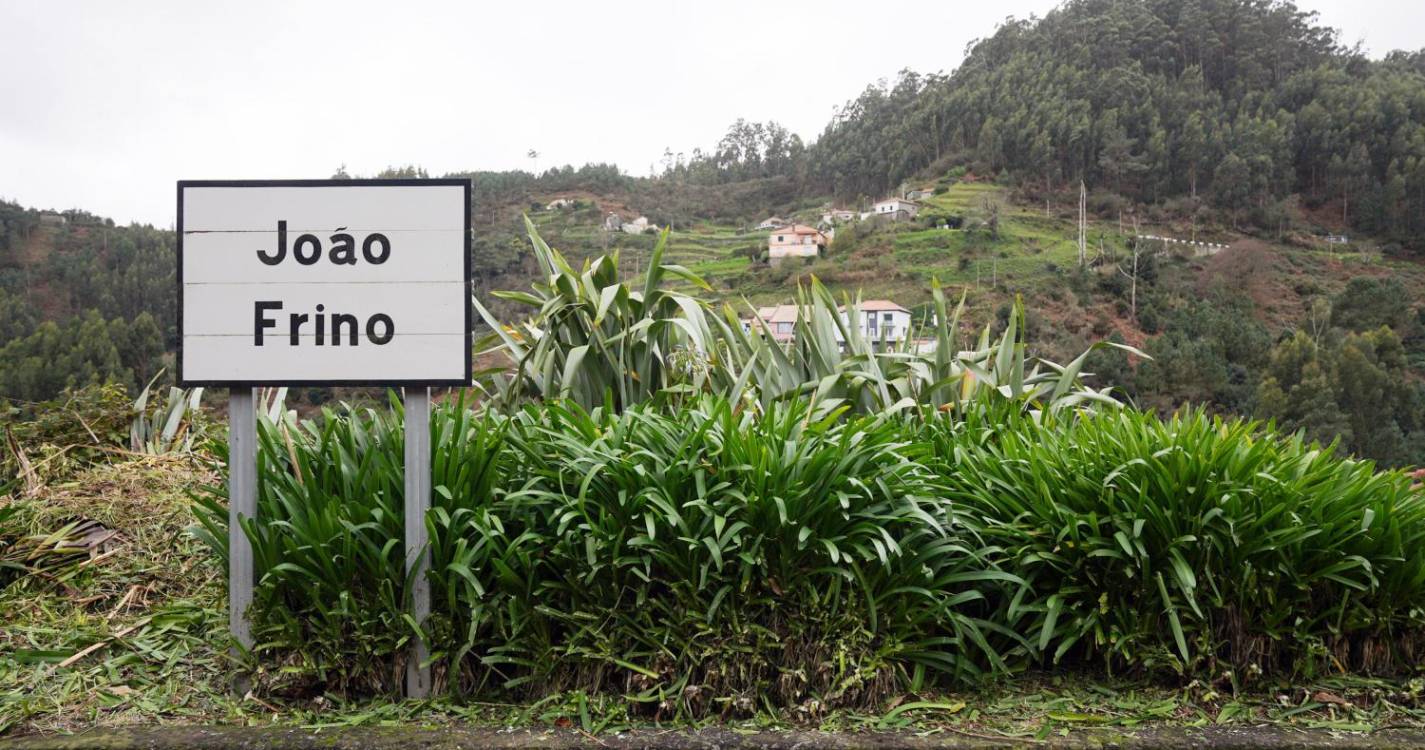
[[228, 389, 256, 694], [404, 388, 432, 699]]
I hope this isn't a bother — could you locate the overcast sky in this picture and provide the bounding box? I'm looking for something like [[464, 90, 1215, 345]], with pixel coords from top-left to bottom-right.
[[2, 0, 1421, 227]]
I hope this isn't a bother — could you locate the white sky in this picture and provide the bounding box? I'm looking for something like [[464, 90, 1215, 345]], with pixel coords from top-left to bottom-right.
[[1, 0, 1421, 227]]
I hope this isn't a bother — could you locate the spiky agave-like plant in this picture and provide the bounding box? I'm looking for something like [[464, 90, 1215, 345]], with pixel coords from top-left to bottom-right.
[[474, 220, 1142, 417]]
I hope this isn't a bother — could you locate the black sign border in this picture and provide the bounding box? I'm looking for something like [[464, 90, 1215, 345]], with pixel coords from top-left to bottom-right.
[[176, 178, 474, 388]]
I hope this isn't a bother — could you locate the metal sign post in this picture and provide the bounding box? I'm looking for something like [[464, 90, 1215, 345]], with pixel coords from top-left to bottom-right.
[[403, 388, 432, 698], [227, 389, 256, 690]]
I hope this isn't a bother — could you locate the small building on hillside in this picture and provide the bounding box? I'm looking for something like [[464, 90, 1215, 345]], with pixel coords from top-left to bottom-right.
[[820, 208, 857, 224], [621, 216, 653, 234], [743, 299, 913, 348], [845, 300, 912, 344], [545, 198, 575, 210], [873, 198, 919, 221], [767, 224, 829, 265], [905, 188, 934, 201], [603, 212, 624, 231], [745, 304, 803, 343], [755, 217, 786, 231], [39, 212, 67, 226]]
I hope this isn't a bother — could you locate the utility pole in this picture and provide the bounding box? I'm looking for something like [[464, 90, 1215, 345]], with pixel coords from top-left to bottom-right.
[[1119, 244, 1140, 320], [1119, 218, 1144, 320], [1078, 180, 1087, 268]]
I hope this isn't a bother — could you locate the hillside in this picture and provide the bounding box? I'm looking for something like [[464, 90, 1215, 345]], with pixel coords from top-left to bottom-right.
[[0, 205, 170, 403], [5, 167, 1424, 465], [512, 173, 1423, 455], [5, 0, 1425, 464], [522, 176, 1423, 331]]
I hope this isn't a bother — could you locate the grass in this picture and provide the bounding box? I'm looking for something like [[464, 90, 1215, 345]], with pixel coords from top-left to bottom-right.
[[526, 207, 762, 297], [921, 182, 1003, 213], [699, 183, 1132, 309]]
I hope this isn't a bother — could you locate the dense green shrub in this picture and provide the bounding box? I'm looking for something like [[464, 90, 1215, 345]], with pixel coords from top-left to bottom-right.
[[197, 397, 1013, 706], [458, 399, 1008, 703], [932, 406, 1425, 679], [194, 395, 1425, 707]]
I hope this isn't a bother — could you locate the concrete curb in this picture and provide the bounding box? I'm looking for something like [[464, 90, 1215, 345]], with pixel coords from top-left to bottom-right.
[[5, 727, 1425, 750]]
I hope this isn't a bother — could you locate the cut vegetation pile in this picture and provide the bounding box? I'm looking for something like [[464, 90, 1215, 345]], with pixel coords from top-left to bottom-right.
[[1, 458, 228, 734]]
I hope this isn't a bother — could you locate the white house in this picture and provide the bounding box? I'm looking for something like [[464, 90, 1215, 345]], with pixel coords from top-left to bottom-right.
[[603, 212, 624, 231], [755, 217, 786, 231], [873, 198, 919, 221], [767, 224, 828, 265], [905, 188, 934, 201], [844, 300, 912, 344], [545, 198, 575, 210]]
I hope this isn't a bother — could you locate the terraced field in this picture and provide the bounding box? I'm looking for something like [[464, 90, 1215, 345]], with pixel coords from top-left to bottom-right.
[[525, 209, 761, 298], [519, 182, 1406, 323]]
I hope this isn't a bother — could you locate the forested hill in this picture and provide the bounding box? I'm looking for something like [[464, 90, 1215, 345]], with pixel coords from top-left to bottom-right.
[[669, 0, 1425, 246], [828, 0, 1425, 240], [0, 203, 170, 403]]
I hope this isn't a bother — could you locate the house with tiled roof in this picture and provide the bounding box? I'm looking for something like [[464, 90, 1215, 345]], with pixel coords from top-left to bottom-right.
[[745, 304, 804, 343], [767, 224, 829, 265]]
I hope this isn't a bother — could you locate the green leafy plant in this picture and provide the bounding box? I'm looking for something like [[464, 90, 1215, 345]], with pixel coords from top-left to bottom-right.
[[194, 395, 1023, 705], [474, 219, 732, 412], [931, 406, 1425, 679], [193, 392, 1425, 705]]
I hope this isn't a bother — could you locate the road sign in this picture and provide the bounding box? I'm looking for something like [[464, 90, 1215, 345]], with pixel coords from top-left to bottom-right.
[[178, 178, 467, 699], [177, 179, 471, 387]]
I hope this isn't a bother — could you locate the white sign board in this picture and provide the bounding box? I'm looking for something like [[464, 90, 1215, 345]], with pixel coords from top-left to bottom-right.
[[177, 179, 471, 386]]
